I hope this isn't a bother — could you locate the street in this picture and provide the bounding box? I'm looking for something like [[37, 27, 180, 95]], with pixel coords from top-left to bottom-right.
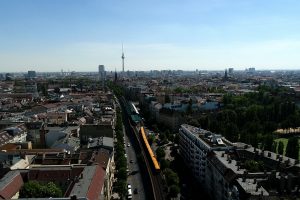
[[124, 125, 146, 200]]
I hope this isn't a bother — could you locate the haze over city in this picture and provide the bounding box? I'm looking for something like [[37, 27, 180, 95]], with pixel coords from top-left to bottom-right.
[[1, 1, 300, 199], [1, 0, 300, 72]]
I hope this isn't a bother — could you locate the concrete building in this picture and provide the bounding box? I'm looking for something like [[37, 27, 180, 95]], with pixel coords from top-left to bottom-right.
[[99, 65, 106, 88], [178, 124, 300, 200]]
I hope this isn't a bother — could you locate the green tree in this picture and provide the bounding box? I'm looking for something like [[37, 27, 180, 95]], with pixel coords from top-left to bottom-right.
[[272, 141, 277, 153], [164, 168, 179, 186], [285, 137, 299, 159], [169, 184, 180, 198], [148, 134, 155, 145], [44, 182, 63, 197], [115, 179, 127, 197], [19, 181, 62, 198], [159, 132, 167, 144], [262, 134, 273, 151], [156, 147, 165, 161], [19, 181, 41, 198], [278, 141, 284, 155], [116, 167, 127, 180], [160, 158, 170, 170]]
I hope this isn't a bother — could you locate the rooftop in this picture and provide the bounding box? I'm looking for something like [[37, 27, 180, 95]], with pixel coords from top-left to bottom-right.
[[69, 165, 105, 199], [181, 124, 234, 149]]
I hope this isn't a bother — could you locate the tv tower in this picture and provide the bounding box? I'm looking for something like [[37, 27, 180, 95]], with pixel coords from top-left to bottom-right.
[[122, 44, 125, 73]]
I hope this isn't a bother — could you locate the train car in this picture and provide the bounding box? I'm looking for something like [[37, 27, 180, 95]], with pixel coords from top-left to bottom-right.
[[140, 126, 160, 172], [131, 102, 139, 115]]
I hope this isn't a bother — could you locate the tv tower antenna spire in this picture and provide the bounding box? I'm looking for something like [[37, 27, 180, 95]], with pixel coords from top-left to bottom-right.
[[122, 43, 125, 73]]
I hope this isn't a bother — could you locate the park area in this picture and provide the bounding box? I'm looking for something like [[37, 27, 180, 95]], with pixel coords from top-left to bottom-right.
[[274, 137, 300, 160]]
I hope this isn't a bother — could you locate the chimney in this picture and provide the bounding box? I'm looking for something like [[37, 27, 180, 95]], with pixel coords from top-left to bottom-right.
[[243, 170, 248, 182], [268, 152, 271, 157], [242, 176, 246, 182], [39, 126, 46, 148], [236, 161, 239, 166]]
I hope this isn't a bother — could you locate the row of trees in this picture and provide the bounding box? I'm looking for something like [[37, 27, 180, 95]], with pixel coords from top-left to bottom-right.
[[113, 108, 128, 197], [107, 81, 124, 98], [155, 146, 180, 198]]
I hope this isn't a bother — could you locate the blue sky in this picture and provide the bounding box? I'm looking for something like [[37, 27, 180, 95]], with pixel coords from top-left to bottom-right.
[[0, 0, 300, 72]]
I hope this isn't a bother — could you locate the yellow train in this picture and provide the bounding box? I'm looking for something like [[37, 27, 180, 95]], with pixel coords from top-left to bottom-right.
[[140, 126, 160, 172]]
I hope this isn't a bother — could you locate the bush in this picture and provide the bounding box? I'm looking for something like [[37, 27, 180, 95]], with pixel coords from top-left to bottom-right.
[[244, 160, 264, 172]]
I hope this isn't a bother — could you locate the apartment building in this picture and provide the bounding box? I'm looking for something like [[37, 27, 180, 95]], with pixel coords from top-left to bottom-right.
[[178, 124, 300, 200]]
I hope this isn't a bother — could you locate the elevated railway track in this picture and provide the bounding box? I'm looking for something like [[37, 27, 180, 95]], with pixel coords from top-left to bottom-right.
[[120, 97, 165, 200]]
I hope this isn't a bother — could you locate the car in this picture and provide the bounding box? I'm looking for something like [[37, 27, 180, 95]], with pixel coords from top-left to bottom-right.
[[127, 184, 132, 189], [127, 143, 130, 147], [134, 188, 138, 194], [130, 160, 134, 163], [125, 154, 127, 158]]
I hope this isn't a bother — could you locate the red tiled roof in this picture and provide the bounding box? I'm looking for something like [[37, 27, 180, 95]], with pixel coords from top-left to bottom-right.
[[87, 166, 105, 200], [0, 171, 24, 199]]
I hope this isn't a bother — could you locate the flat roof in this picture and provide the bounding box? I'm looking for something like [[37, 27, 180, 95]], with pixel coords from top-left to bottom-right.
[[181, 124, 233, 149]]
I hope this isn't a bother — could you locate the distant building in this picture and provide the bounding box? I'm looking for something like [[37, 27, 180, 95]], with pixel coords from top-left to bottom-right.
[[5, 73, 13, 81], [27, 70, 36, 79], [228, 68, 234, 75], [25, 81, 39, 98], [248, 67, 256, 73], [224, 69, 228, 80], [99, 65, 106, 88]]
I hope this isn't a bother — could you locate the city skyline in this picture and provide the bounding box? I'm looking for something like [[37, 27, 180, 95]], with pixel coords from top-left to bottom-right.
[[1, 0, 300, 72]]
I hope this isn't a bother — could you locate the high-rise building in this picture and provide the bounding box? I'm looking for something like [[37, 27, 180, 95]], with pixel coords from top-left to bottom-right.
[[27, 70, 36, 79], [228, 68, 234, 75], [98, 65, 106, 88], [248, 67, 256, 73]]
